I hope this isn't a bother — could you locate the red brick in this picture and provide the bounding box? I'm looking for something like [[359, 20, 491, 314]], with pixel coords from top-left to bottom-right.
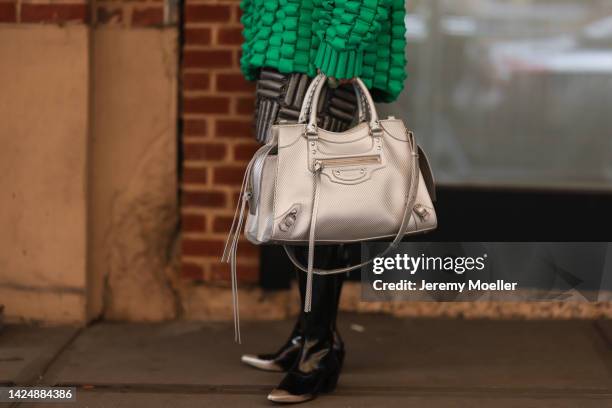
[[232, 191, 242, 206], [183, 50, 232, 68], [218, 27, 243, 45], [182, 238, 225, 257], [215, 119, 252, 138], [212, 215, 234, 233], [183, 96, 229, 114], [185, 4, 230, 23], [182, 213, 206, 232], [236, 97, 255, 115], [96, 5, 122, 24], [233, 143, 258, 161], [22, 3, 87, 23], [0, 2, 16, 22], [235, 239, 259, 257], [207, 238, 257, 259], [132, 6, 163, 26], [183, 119, 207, 137], [234, 49, 243, 68], [182, 191, 226, 207], [213, 165, 246, 186], [211, 263, 259, 283], [216, 73, 254, 93], [181, 262, 204, 280], [184, 142, 226, 161], [183, 73, 210, 91], [185, 28, 211, 45], [233, 4, 242, 23], [182, 166, 208, 183]]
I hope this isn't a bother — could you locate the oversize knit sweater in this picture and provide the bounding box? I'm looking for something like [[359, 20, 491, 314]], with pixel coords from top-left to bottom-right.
[[239, 0, 407, 102]]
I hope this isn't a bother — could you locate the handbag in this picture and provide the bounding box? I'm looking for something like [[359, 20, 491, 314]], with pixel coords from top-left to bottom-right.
[[222, 74, 437, 341]]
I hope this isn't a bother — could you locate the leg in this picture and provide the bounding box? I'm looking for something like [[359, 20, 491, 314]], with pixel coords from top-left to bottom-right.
[[263, 74, 357, 403], [241, 248, 345, 373], [243, 69, 356, 375], [295, 247, 346, 365], [241, 69, 312, 372], [268, 246, 345, 403]]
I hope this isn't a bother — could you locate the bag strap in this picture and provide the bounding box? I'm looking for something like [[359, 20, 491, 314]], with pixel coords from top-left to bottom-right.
[[285, 130, 420, 312]]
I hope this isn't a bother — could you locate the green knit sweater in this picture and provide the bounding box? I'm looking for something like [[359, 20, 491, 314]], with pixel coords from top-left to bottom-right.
[[239, 0, 407, 102]]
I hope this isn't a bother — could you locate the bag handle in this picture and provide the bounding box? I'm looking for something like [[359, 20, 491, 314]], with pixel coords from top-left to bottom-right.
[[297, 74, 326, 124], [297, 74, 378, 135], [307, 75, 381, 136]]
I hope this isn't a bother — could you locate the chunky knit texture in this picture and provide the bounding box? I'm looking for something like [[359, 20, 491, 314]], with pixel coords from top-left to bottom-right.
[[240, 0, 407, 102]]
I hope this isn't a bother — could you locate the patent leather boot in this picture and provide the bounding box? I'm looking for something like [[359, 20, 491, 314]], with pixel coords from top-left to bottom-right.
[[294, 254, 346, 370], [267, 332, 340, 403], [240, 316, 345, 374], [268, 246, 344, 403], [241, 271, 345, 372], [241, 317, 303, 372]]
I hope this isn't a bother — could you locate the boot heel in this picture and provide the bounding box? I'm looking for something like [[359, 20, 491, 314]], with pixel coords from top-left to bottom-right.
[[319, 368, 340, 393]]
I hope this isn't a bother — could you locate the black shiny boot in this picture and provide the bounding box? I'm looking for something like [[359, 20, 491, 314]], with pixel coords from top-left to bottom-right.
[[241, 316, 303, 372], [241, 264, 345, 373], [240, 318, 345, 374], [294, 257, 345, 371], [267, 332, 341, 403], [268, 246, 345, 403]]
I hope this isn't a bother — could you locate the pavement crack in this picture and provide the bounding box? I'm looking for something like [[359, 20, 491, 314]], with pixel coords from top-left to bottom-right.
[[34, 328, 84, 386]]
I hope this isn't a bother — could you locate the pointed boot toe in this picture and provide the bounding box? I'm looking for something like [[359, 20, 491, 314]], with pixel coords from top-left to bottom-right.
[[267, 388, 313, 404], [240, 354, 284, 372]]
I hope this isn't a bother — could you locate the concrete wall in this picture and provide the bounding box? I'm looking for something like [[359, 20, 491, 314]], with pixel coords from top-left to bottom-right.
[[89, 28, 179, 321], [0, 26, 89, 323], [0, 22, 179, 324]]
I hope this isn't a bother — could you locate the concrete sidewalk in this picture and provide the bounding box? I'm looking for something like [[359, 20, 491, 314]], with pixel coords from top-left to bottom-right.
[[1, 314, 612, 407]]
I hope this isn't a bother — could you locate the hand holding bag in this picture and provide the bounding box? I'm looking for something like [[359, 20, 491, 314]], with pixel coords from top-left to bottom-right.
[[222, 74, 437, 342]]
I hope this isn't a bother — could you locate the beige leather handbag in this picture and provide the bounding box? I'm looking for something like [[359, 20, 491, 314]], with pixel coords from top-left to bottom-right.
[[223, 74, 437, 341]]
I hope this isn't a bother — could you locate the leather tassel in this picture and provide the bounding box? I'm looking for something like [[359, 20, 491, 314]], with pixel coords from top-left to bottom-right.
[[222, 141, 276, 341], [304, 161, 323, 313]]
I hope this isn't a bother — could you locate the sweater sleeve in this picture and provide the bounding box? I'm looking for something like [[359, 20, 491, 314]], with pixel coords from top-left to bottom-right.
[[314, 0, 390, 79]]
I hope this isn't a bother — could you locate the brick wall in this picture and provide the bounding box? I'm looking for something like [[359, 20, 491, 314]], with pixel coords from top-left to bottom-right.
[[0, 0, 169, 27], [0, 0, 88, 24], [181, 0, 260, 284], [94, 0, 168, 27]]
